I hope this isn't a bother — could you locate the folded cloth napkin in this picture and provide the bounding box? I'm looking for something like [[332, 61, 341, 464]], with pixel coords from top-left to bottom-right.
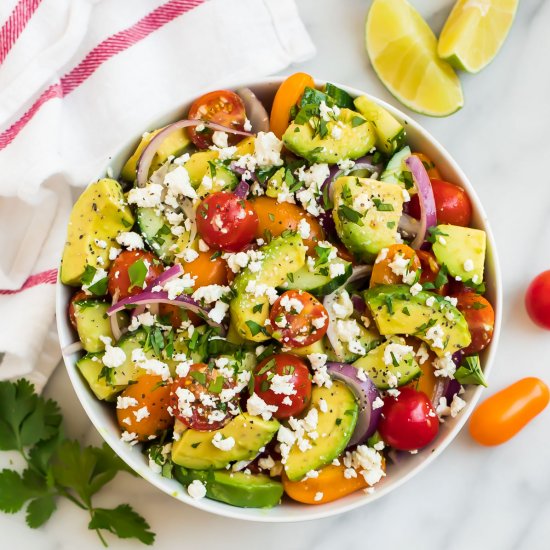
[[0, 0, 315, 391]]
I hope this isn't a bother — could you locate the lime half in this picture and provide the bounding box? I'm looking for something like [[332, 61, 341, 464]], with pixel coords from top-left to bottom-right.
[[438, 0, 518, 73], [366, 0, 464, 117]]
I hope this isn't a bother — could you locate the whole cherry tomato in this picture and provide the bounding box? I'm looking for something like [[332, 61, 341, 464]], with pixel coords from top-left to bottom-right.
[[454, 292, 495, 354], [187, 90, 246, 149], [525, 270, 550, 330], [253, 353, 312, 419], [378, 388, 439, 451], [269, 290, 329, 348], [370, 244, 420, 287], [196, 192, 258, 252], [107, 250, 163, 299], [469, 378, 549, 446]]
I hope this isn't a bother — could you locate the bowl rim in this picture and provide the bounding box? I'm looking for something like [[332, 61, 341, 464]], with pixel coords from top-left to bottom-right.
[[56, 75, 503, 523]]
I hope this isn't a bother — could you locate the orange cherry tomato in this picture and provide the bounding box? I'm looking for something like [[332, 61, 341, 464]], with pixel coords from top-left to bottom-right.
[[411, 152, 441, 179], [252, 196, 324, 252], [370, 244, 420, 287], [158, 303, 202, 329], [417, 250, 448, 296], [283, 463, 378, 504], [404, 336, 438, 402], [270, 72, 315, 138], [116, 375, 174, 441], [454, 292, 495, 355], [177, 250, 228, 288], [469, 378, 549, 446]]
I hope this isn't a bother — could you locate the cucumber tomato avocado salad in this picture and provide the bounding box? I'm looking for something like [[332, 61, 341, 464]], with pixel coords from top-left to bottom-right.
[[61, 74, 495, 509]]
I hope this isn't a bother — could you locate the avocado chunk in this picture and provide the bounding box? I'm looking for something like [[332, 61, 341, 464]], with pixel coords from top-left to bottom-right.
[[171, 413, 280, 470], [229, 234, 306, 342], [282, 108, 376, 164], [183, 150, 219, 185], [364, 284, 471, 357], [76, 353, 123, 401], [432, 224, 486, 284], [284, 381, 358, 481], [354, 96, 405, 155], [60, 179, 134, 286], [332, 176, 403, 263], [352, 336, 421, 390], [74, 301, 123, 353], [174, 468, 283, 509]]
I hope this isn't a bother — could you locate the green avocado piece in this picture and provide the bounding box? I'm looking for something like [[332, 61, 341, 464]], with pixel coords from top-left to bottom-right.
[[230, 233, 306, 342], [74, 301, 125, 353], [171, 414, 280, 470], [76, 353, 123, 401], [60, 179, 134, 286], [282, 108, 376, 164], [174, 468, 283, 509], [352, 336, 421, 390], [332, 176, 403, 263], [363, 284, 471, 357], [432, 224, 486, 284], [284, 381, 358, 481]]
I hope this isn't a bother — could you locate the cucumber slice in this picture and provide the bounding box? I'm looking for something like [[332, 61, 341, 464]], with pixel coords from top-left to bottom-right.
[[137, 208, 178, 263], [380, 146, 412, 190], [107, 330, 148, 387], [282, 259, 352, 296], [76, 353, 123, 401], [74, 301, 124, 353], [196, 161, 239, 196]]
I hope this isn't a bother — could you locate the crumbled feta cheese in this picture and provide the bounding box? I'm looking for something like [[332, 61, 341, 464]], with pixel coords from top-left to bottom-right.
[[224, 251, 250, 273], [450, 395, 466, 417], [163, 273, 196, 299], [337, 158, 355, 171], [297, 218, 311, 239], [416, 343, 430, 365], [331, 289, 354, 319], [425, 324, 445, 349], [433, 353, 456, 378], [117, 396, 138, 410], [212, 432, 235, 451], [307, 353, 332, 388], [127, 183, 163, 208], [192, 284, 230, 304], [352, 192, 374, 214], [198, 239, 210, 252], [410, 282, 423, 296], [372, 396, 384, 410], [269, 374, 297, 396], [108, 247, 121, 261], [116, 231, 144, 251], [120, 431, 139, 445], [243, 118, 252, 132], [388, 253, 416, 285], [426, 296, 436, 307], [444, 295, 458, 307], [463, 259, 474, 273], [101, 340, 126, 369], [180, 248, 199, 263], [329, 262, 346, 278], [254, 132, 283, 168], [280, 294, 304, 313], [208, 300, 229, 324], [383, 342, 414, 366], [187, 479, 207, 500], [164, 166, 197, 200], [94, 239, 107, 249], [319, 100, 340, 121], [133, 406, 150, 422], [312, 313, 327, 330], [247, 393, 278, 421], [212, 131, 229, 149]]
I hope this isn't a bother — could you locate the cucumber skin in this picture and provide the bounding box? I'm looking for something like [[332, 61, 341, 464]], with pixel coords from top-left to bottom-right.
[[281, 261, 352, 297]]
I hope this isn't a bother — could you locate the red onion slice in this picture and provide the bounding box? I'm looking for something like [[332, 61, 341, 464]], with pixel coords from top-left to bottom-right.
[[145, 264, 184, 291], [236, 87, 269, 133], [327, 362, 382, 446], [109, 289, 123, 341], [136, 120, 253, 187], [233, 180, 250, 199], [405, 155, 437, 249], [347, 264, 372, 284], [351, 294, 367, 316]]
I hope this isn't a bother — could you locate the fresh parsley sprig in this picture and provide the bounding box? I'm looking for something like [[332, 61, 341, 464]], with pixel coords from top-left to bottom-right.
[[0, 379, 155, 546]]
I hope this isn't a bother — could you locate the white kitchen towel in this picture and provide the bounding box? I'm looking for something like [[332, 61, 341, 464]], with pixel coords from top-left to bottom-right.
[[0, 0, 315, 390]]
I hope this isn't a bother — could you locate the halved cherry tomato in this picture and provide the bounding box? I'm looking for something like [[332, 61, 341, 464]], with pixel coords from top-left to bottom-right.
[[178, 250, 228, 288], [417, 250, 448, 295], [283, 462, 385, 504], [253, 353, 312, 419], [269, 290, 329, 348], [116, 375, 173, 440], [270, 72, 315, 138], [525, 270, 550, 330], [454, 292, 495, 354], [187, 90, 246, 149], [404, 336, 438, 403], [378, 388, 439, 451], [370, 244, 420, 287], [251, 196, 324, 252], [411, 153, 441, 179], [158, 304, 202, 329], [409, 179, 472, 227], [68, 290, 91, 329], [169, 363, 236, 431], [107, 250, 163, 299], [469, 378, 549, 446], [196, 192, 258, 252]]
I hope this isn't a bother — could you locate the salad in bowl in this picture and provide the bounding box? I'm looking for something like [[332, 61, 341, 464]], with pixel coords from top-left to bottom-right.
[[59, 74, 498, 514]]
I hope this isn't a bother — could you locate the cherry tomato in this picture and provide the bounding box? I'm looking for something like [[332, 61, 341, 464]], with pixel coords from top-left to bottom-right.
[[269, 290, 329, 348], [196, 192, 258, 252], [403, 336, 438, 403], [187, 90, 246, 149], [411, 153, 441, 179], [378, 388, 439, 451], [116, 375, 173, 440], [178, 250, 228, 288], [525, 270, 550, 330], [158, 304, 202, 329], [107, 250, 163, 299], [169, 363, 236, 431], [409, 179, 472, 227], [253, 353, 312, 419], [370, 244, 420, 287], [417, 250, 448, 295], [252, 196, 324, 252], [68, 290, 91, 329], [270, 72, 315, 138], [469, 378, 549, 446], [454, 292, 495, 354]]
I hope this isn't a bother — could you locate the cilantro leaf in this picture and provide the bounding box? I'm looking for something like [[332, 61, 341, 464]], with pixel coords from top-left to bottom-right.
[[0, 470, 40, 513], [246, 320, 267, 337], [26, 495, 56, 528], [338, 205, 363, 225], [454, 355, 488, 387], [89, 504, 155, 545], [128, 259, 148, 291]]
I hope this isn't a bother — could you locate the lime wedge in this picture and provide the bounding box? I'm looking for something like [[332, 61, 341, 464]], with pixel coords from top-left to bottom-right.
[[366, 0, 463, 117], [438, 0, 518, 73]]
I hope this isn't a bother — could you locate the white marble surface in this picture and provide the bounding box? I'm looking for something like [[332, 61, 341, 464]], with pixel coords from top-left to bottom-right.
[[3, 0, 550, 548]]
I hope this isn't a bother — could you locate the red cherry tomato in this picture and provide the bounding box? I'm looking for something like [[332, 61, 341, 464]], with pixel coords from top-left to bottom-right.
[[454, 292, 495, 354], [378, 388, 439, 451], [409, 179, 472, 227], [525, 270, 550, 330], [196, 192, 258, 252], [269, 290, 329, 348], [187, 90, 246, 149], [107, 250, 163, 299], [169, 363, 237, 431], [417, 250, 448, 296], [253, 353, 312, 419], [68, 290, 92, 329]]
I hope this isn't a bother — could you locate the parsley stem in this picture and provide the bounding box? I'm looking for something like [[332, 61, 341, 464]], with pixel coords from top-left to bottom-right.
[[94, 526, 108, 548]]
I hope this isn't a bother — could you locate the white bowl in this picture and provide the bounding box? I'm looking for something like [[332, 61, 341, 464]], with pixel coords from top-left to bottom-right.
[[56, 77, 502, 522]]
